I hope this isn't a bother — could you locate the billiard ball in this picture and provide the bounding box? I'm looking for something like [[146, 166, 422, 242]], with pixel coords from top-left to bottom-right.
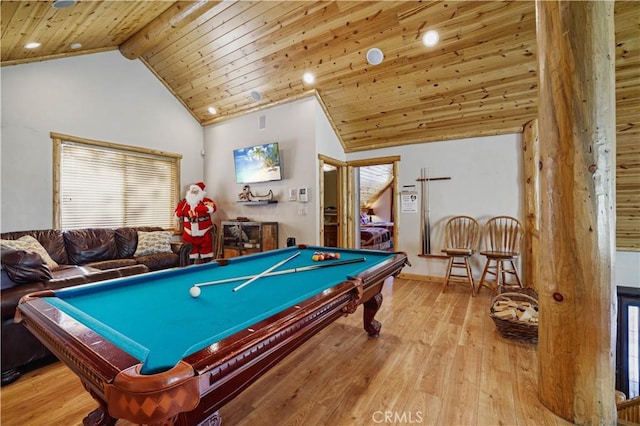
[[189, 286, 201, 298]]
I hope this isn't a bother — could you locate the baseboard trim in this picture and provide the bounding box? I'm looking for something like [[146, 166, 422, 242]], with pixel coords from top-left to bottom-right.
[[397, 272, 443, 283]]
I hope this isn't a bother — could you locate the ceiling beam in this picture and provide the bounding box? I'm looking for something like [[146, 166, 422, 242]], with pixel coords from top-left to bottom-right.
[[119, 1, 218, 60]]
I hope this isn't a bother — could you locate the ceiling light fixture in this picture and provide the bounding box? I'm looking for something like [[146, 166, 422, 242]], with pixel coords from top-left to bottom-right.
[[422, 30, 440, 47], [24, 42, 41, 49], [303, 72, 315, 84], [250, 90, 262, 101], [70, 42, 82, 49], [208, 106, 217, 115], [366, 48, 384, 65], [52, 0, 77, 9]]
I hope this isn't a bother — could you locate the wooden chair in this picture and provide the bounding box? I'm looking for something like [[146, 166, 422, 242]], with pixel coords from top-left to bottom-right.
[[441, 215, 480, 295], [617, 392, 640, 424], [477, 215, 524, 294], [210, 223, 223, 259]]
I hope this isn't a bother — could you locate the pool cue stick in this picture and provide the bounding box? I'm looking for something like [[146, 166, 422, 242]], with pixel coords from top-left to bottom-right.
[[195, 257, 367, 288], [425, 167, 431, 254], [232, 251, 300, 292], [419, 168, 426, 255], [415, 172, 452, 255]]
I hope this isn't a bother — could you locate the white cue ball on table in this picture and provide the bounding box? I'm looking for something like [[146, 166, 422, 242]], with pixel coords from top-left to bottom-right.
[[189, 286, 201, 298]]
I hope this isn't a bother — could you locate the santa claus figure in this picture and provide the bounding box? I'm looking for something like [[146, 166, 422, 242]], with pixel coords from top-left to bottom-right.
[[175, 182, 217, 263]]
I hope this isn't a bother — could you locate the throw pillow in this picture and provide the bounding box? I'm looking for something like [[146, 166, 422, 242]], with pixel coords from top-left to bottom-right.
[[133, 231, 173, 257], [1, 235, 59, 269], [1, 247, 53, 284]]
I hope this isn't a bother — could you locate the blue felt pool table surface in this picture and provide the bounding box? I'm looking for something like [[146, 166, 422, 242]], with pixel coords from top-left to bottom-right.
[[46, 246, 396, 374]]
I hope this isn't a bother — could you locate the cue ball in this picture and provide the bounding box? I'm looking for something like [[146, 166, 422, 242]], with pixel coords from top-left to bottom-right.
[[189, 286, 201, 298]]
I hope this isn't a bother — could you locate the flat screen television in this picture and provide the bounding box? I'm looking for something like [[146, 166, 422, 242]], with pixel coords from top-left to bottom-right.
[[233, 142, 283, 184]]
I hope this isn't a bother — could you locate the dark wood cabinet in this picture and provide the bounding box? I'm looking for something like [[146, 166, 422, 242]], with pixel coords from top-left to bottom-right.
[[324, 223, 338, 247], [222, 221, 278, 258]]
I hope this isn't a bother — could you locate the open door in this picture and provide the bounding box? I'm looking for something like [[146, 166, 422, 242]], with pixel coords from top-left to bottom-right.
[[319, 155, 346, 247]]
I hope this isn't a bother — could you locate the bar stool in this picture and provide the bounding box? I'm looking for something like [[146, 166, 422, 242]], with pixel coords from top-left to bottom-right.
[[477, 215, 524, 294], [441, 215, 480, 295]]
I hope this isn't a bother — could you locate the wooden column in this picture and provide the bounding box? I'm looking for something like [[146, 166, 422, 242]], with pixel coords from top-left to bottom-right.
[[522, 119, 540, 291], [536, 1, 616, 424]]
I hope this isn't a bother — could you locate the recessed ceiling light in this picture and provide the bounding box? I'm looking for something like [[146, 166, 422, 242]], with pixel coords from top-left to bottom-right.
[[422, 30, 440, 47], [250, 90, 262, 101], [208, 106, 217, 114], [366, 48, 384, 65], [52, 0, 77, 9], [303, 72, 315, 84], [70, 42, 82, 49], [24, 42, 41, 49]]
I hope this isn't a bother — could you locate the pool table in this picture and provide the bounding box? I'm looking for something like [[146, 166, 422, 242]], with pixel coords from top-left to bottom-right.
[[16, 245, 407, 425]]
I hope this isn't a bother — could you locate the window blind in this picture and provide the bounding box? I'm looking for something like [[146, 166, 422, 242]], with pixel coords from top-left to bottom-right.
[[58, 140, 178, 230]]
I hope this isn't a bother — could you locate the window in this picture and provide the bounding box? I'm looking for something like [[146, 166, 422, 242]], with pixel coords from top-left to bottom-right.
[[629, 305, 639, 397], [53, 132, 181, 230], [617, 286, 640, 399]]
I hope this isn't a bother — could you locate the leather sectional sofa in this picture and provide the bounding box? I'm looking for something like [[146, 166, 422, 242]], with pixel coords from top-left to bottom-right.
[[0, 226, 192, 385]]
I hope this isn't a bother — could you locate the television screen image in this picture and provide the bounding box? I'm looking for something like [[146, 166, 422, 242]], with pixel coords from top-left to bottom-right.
[[233, 142, 283, 184]]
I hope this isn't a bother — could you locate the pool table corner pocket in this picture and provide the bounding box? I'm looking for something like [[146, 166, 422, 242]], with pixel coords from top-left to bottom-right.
[[105, 361, 199, 424]]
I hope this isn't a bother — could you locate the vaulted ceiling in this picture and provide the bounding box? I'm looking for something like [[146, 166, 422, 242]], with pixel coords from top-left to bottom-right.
[[2, 1, 639, 248], [1, 1, 636, 149]]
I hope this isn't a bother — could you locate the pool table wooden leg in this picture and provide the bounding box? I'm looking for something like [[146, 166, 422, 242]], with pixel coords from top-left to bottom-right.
[[363, 292, 383, 337], [176, 410, 221, 426], [82, 383, 117, 426]]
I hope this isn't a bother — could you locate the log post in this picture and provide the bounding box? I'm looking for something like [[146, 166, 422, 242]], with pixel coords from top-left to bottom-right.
[[536, 1, 617, 424], [522, 119, 540, 291]]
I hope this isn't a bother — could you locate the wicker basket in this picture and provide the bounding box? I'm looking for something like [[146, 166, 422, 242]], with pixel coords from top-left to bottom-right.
[[490, 287, 539, 343]]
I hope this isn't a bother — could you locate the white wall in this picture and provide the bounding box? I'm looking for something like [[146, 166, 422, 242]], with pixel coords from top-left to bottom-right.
[[204, 97, 317, 247], [348, 135, 640, 287], [370, 187, 393, 223], [348, 134, 524, 279], [314, 100, 346, 162], [617, 251, 640, 288], [1, 51, 203, 232]]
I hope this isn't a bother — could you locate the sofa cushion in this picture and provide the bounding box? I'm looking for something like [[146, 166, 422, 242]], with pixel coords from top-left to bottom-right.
[[1, 281, 49, 321], [0, 269, 17, 291], [114, 227, 164, 258], [50, 265, 101, 279], [1, 236, 60, 270], [114, 228, 138, 258], [84, 258, 137, 270], [64, 229, 118, 265], [0, 229, 68, 265], [1, 248, 52, 285], [87, 265, 149, 282], [133, 231, 173, 257], [136, 253, 179, 271]]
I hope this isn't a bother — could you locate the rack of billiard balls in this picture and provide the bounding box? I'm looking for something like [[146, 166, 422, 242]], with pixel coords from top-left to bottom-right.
[[311, 251, 341, 262]]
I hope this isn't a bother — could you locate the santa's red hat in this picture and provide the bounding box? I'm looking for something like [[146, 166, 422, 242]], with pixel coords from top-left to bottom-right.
[[195, 182, 205, 190]]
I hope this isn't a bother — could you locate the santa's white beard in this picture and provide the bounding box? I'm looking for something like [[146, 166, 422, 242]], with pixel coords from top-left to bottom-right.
[[186, 189, 205, 208]]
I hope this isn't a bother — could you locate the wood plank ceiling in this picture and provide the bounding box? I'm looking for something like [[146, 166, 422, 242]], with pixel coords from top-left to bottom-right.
[[1, 1, 638, 249]]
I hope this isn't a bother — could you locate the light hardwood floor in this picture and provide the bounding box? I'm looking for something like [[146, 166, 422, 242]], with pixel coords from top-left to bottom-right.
[[0, 278, 573, 426]]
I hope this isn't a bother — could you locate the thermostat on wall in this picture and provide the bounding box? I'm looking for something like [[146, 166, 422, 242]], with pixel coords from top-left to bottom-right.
[[298, 187, 310, 203]]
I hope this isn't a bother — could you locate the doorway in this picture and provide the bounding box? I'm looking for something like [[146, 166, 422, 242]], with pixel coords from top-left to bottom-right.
[[348, 156, 401, 251], [318, 155, 346, 247]]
